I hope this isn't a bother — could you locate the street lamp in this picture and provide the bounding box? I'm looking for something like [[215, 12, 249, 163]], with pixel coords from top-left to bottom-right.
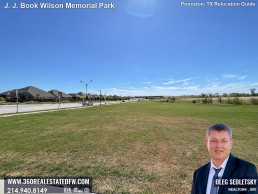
[[98, 90, 102, 106], [16, 89, 19, 113], [80, 80, 92, 102]]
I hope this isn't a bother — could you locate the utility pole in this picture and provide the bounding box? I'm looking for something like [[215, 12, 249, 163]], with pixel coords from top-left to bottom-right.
[[98, 90, 102, 106]]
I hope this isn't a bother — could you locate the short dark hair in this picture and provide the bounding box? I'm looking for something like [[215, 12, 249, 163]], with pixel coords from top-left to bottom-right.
[[206, 123, 232, 139]]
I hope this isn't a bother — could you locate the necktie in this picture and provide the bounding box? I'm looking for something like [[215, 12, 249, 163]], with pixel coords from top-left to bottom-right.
[[210, 167, 222, 194]]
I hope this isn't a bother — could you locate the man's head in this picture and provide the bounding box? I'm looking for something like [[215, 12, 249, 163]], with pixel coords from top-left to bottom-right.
[[205, 123, 233, 166]]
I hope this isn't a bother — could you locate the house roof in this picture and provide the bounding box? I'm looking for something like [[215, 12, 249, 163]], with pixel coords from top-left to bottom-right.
[[0, 90, 11, 95], [92, 94, 99, 98], [68, 93, 83, 98], [49, 90, 72, 98], [19, 86, 54, 98], [86, 94, 94, 98], [77, 92, 86, 96]]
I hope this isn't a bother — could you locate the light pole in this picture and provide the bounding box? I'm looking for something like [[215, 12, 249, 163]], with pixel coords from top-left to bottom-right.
[[16, 89, 19, 113], [98, 90, 101, 106], [58, 92, 61, 109], [80, 80, 92, 102]]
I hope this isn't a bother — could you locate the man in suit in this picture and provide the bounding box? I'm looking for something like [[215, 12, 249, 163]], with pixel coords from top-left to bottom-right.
[[191, 123, 257, 194]]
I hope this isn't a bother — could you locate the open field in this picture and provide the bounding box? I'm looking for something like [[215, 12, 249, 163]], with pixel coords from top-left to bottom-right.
[[0, 101, 257, 193]]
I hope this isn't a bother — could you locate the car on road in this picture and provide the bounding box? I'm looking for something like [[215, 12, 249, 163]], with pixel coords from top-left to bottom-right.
[[82, 101, 93, 106]]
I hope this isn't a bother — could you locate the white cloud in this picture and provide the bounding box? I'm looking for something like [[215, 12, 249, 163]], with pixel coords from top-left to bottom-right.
[[163, 77, 196, 85], [223, 74, 237, 79], [151, 86, 177, 90], [222, 74, 247, 80], [238, 76, 247, 80], [163, 80, 176, 85], [103, 76, 257, 96]]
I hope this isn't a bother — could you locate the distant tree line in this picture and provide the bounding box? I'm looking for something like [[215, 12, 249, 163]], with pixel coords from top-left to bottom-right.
[[197, 92, 258, 98], [163, 92, 258, 105]]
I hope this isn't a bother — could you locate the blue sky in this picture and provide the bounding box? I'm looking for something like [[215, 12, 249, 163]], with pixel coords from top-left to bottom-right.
[[1, 0, 258, 96]]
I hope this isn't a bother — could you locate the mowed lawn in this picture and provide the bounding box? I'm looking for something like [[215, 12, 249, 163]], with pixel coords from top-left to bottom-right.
[[0, 101, 257, 193]]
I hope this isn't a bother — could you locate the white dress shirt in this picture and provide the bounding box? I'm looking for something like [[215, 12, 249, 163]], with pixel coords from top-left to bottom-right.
[[206, 156, 229, 194]]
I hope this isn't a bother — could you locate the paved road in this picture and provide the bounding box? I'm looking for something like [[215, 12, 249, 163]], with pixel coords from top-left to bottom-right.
[[0, 101, 125, 115], [0, 103, 83, 114]]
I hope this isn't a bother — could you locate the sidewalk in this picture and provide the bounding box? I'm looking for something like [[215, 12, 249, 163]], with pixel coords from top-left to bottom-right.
[[0, 180, 3, 194], [0, 101, 132, 118]]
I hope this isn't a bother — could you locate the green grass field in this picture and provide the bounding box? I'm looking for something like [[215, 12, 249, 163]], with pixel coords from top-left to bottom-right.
[[0, 101, 257, 193]]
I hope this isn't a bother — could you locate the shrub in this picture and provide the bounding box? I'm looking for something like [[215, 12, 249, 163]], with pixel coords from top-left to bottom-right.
[[0, 97, 5, 102], [226, 98, 233, 104], [217, 97, 222, 104], [167, 97, 177, 103], [226, 97, 246, 105], [233, 97, 246, 105], [24, 101, 37, 104], [202, 97, 213, 104], [232, 97, 241, 105], [250, 98, 258, 105]]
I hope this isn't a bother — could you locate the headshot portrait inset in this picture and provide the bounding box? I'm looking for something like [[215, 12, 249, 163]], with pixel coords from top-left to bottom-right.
[[191, 123, 257, 194]]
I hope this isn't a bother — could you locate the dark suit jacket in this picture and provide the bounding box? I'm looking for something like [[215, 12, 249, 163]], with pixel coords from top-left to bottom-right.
[[191, 154, 258, 194]]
